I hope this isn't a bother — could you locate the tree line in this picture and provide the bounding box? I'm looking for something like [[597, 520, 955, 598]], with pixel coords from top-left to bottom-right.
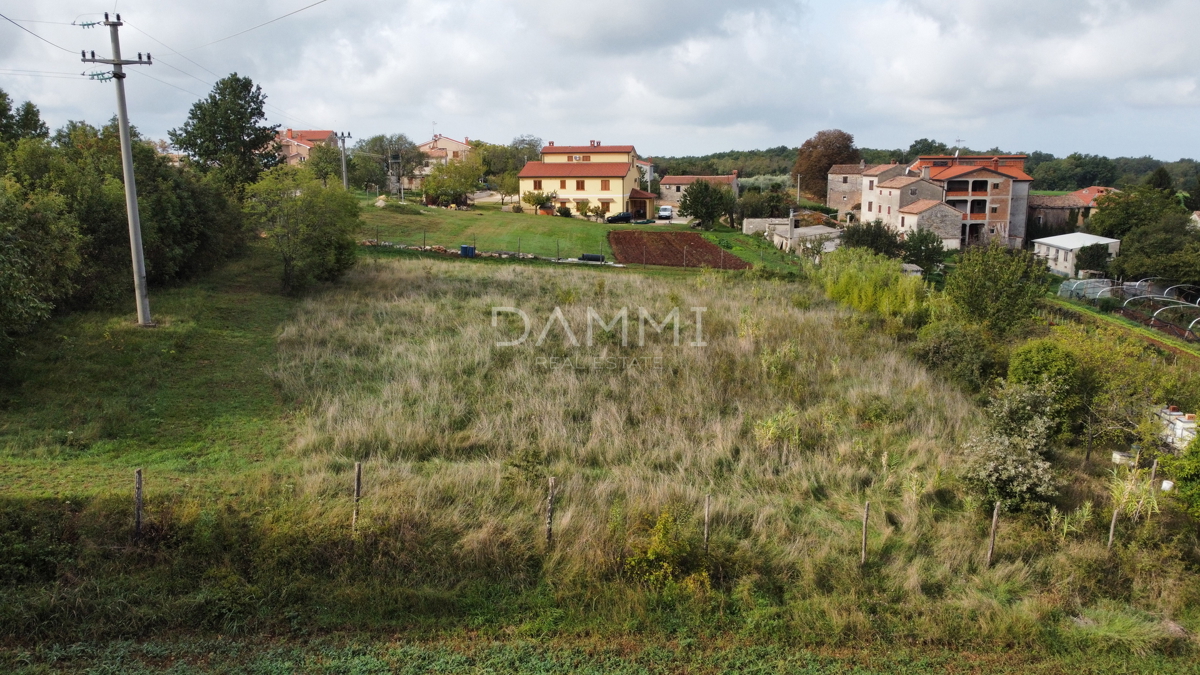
[[0, 74, 363, 354]]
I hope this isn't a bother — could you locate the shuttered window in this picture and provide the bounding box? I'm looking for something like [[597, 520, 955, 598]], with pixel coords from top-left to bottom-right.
[[576, 180, 585, 190], [533, 180, 542, 190], [601, 180, 610, 191]]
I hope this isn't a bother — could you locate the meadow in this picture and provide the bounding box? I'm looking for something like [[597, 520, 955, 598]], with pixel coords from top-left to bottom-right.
[[1, 243, 1198, 671]]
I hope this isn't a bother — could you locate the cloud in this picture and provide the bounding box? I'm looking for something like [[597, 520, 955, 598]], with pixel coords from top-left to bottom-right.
[[0, 0, 1197, 159]]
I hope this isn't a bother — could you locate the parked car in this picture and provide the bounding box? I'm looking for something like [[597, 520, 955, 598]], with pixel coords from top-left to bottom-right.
[[657, 205, 673, 220], [606, 212, 633, 224]]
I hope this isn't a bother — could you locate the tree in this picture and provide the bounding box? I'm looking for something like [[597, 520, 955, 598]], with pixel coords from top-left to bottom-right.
[[907, 138, 951, 158], [168, 74, 280, 193], [737, 189, 794, 220], [1145, 166, 1175, 192], [945, 244, 1049, 334], [902, 228, 945, 277], [243, 165, 359, 294], [0, 90, 49, 143], [911, 320, 1001, 392], [678, 180, 735, 229], [497, 171, 520, 205], [1108, 211, 1200, 282], [840, 219, 902, 258], [1088, 185, 1185, 239], [422, 155, 485, 206], [307, 143, 342, 186], [1159, 435, 1200, 518], [1074, 242, 1111, 275], [0, 176, 81, 349], [792, 129, 860, 197], [1008, 339, 1082, 436], [347, 134, 419, 194], [522, 190, 555, 213]]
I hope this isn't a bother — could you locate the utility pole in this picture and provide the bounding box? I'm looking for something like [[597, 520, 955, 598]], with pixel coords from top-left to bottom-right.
[[83, 13, 154, 327], [336, 132, 351, 189]]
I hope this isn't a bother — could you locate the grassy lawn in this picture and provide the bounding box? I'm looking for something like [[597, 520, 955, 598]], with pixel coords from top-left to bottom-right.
[[1031, 190, 1072, 196], [357, 196, 806, 274], [0, 243, 298, 499]]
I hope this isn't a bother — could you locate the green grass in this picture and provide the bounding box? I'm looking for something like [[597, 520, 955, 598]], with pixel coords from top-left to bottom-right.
[[1047, 297, 1200, 361], [356, 197, 805, 274], [1031, 190, 1072, 196], [0, 243, 298, 499], [2, 242, 1198, 667]]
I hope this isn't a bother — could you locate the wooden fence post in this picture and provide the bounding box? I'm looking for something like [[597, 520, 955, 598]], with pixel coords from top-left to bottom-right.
[[1107, 506, 1119, 550], [860, 501, 870, 566], [134, 468, 143, 543], [545, 477, 556, 548], [704, 494, 711, 556], [352, 461, 362, 534], [986, 501, 1000, 567]]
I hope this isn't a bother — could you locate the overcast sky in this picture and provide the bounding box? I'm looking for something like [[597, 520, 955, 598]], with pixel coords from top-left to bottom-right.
[[2, 0, 1198, 161]]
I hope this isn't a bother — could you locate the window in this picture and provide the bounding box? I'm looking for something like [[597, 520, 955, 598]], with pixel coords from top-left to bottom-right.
[[901, 217, 906, 227], [601, 202, 610, 213], [576, 180, 585, 190], [601, 179, 610, 191], [909, 188, 917, 196], [992, 182, 1000, 189], [991, 205, 998, 213], [452, 151, 460, 159], [560, 180, 567, 189], [868, 201, 873, 212], [676, 185, 681, 192], [567, 156, 574, 162], [533, 180, 543, 190], [842, 195, 847, 201], [868, 180, 874, 190], [842, 176, 848, 184], [582, 155, 591, 162], [299, 156, 306, 162], [887, 206, 891, 215]]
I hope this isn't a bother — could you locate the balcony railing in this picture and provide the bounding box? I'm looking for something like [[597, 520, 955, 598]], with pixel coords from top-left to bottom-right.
[[946, 191, 969, 197], [969, 213, 987, 220], [970, 190, 988, 196]]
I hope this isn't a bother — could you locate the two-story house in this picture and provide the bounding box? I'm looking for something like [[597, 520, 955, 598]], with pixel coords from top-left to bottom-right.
[[403, 134, 473, 191], [910, 155, 1033, 247], [518, 141, 653, 217], [659, 172, 739, 206], [860, 175, 944, 229], [857, 162, 911, 222]]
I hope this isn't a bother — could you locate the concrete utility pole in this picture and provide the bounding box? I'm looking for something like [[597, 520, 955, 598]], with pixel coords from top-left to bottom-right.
[[82, 13, 154, 327], [336, 132, 351, 189]]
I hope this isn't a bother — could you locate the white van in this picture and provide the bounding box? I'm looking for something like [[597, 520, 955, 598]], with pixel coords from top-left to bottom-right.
[[657, 205, 673, 220]]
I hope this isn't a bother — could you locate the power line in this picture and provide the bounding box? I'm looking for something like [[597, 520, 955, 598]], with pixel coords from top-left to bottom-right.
[[0, 69, 85, 80], [0, 11, 75, 52], [184, 0, 331, 52], [8, 19, 77, 25], [128, 69, 205, 99], [125, 21, 220, 79]]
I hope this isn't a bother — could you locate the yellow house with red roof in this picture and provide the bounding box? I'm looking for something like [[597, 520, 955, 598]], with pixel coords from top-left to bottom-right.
[[518, 141, 655, 218]]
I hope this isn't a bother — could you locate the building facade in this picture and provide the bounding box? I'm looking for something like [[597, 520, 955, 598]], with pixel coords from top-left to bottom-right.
[[402, 134, 473, 191], [827, 161, 868, 221], [861, 176, 944, 229], [517, 141, 649, 217], [1032, 232, 1121, 277], [910, 155, 1033, 247], [659, 173, 739, 205], [897, 200, 964, 249]]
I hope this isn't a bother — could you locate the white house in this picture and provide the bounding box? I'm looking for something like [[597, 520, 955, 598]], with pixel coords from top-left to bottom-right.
[[1031, 232, 1121, 277]]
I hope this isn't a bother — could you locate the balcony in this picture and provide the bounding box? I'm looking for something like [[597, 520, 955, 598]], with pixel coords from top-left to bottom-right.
[[970, 190, 989, 196], [969, 213, 987, 220], [946, 191, 969, 197]]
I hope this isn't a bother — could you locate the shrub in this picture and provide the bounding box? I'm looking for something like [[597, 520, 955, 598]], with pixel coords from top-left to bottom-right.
[[1159, 435, 1200, 518], [1008, 339, 1082, 434], [556, 204, 573, 218], [818, 247, 928, 324], [911, 320, 1000, 392], [945, 243, 1049, 334], [984, 379, 1059, 454], [840, 219, 902, 258], [510, 204, 524, 213], [961, 434, 1058, 513]]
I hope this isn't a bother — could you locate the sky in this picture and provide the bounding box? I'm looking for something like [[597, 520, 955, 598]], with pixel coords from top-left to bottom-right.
[[1, 0, 1198, 161]]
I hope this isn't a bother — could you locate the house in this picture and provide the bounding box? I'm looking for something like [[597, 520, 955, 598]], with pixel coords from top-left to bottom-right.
[[856, 162, 911, 220], [909, 155, 1033, 247], [659, 172, 739, 205], [1027, 194, 1088, 230], [863, 176, 944, 229], [1032, 232, 1121, 277], [772, 224, 841, 253], [517, 141, 651, 217], [827, 160, 869, 221], [276, 129, 336, 166], [1072, 186, 1117, 208], [403, 134, 473, 191], [897, 200, 964, 250]]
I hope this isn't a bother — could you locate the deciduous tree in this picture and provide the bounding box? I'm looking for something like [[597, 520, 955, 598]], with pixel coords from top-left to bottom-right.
[[902, 228, 944, 277], [841, 219, 902, 258], [791, 129, 860, 197], [168, 74, 280, 193], [945, 244, 1048, 334], [678, 180, 735, 230]]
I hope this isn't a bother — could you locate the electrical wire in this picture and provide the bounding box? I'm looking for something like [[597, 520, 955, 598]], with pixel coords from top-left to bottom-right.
[[125, 21, 221, 79], [0, 69, 85, 80], [128, 69, 205, 98], [0, 11, 76, 52], [183, 0, 331, 52]]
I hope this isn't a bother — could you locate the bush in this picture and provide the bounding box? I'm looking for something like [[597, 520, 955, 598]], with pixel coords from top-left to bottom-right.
[[556, 204, 573, 218], [1159, 435, 1200, 518], [244, 165, 360, 294], [840, 219, 902, 258], [961, 434, 1058, 513], [984, 379, 1059, 455], [818, 247, 928, 324], [510, 204, 524, 213], [945, 243, 1049, 334], [911, 320, 1000, 392], [1008, 339, 1082, 434]]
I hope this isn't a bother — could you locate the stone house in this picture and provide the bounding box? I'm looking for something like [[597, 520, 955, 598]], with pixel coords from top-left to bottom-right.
[[861, 176, 944, 229], [897, 200, 964, 250], [826, 160, 868, 221]]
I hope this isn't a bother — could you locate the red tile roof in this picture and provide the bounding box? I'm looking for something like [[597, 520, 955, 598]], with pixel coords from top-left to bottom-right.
[[518, 162, 632, 178], [899, 199, 960, 215], [278, 129, 335, 147], [542, 145, 636, 154], [927, 165, 1033, 181], [659, 174, 738, 186], [1028, 194, 1087, 209], [1071, 186, 1117, 207], [629, 188, 656, 199], [863, 163, 904, 177]]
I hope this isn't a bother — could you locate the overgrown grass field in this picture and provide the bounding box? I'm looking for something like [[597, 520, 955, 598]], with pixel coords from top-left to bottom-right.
[[2, 244, 1198, 671]]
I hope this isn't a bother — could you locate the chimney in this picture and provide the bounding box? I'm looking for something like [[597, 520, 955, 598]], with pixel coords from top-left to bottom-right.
[[548, 141, 554, 146], [286, 128, 293, 139], [859, 159, 866, 169], [465, 136, 469, 143], [921, 166, 930, 180], [732, 169, 738, 177], [992, 157, 999, 170], [589, 140, 595, 146]]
